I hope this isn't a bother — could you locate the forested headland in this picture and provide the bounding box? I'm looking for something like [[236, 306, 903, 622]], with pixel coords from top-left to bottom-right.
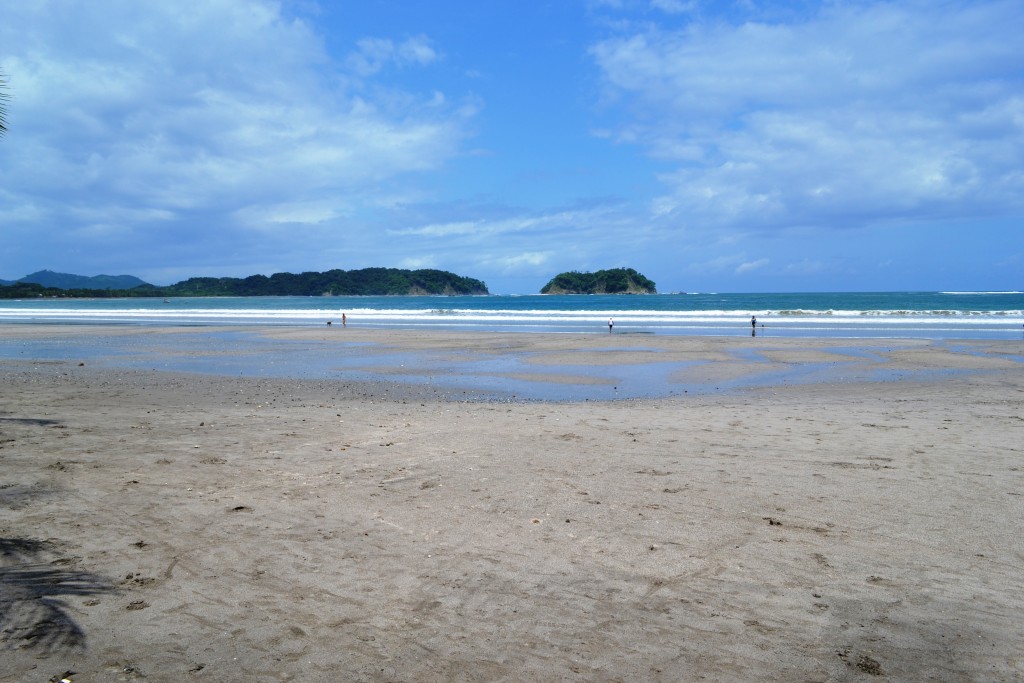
[[0, 268, 489, 298]]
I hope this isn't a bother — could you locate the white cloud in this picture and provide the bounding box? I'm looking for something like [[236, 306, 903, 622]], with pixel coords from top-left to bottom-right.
[[0, 0, 470, 275], [736, 259, 768, 275], [388, 208, 613, 240], [398, 256, 437, 269], [590, 1, 1024, 233], [233, 201, 344, 228], [390, 220, 483, 238], [493, 252, 552, 270], [346, 35, 438, 77]]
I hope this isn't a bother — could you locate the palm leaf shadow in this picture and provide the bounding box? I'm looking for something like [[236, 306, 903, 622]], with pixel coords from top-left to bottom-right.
[[0, 538, 116, 652]]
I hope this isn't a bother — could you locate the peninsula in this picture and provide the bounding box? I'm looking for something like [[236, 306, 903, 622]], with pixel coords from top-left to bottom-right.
[[0, 267, 489, 298]]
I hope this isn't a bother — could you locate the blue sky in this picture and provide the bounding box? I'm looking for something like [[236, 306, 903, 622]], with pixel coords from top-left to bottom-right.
[[1, 0, 1021, 294]]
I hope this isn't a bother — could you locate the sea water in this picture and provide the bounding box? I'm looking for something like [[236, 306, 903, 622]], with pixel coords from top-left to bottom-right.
[[1, 292, 1021, 339]]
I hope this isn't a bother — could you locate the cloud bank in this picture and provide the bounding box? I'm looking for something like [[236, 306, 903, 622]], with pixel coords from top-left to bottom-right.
[[591, 1, 1024, 234], [0, 1, 1020, 291], [0, 0, 470, 281]]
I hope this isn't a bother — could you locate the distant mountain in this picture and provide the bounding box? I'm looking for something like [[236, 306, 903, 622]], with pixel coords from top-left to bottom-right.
[[540, 268, 656, 294], [19, 269, 150, 290]]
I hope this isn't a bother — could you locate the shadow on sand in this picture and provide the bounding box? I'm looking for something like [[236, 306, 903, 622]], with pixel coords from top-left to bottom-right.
[[0, 416, 63, 426], [0, 537, 116, 653]]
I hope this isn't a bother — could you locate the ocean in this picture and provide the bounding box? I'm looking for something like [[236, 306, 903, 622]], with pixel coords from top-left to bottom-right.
[[0, 291, 1022, 340]]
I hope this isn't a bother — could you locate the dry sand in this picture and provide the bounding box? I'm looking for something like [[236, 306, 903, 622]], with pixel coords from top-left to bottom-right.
[[1, 327, 1023, 682]]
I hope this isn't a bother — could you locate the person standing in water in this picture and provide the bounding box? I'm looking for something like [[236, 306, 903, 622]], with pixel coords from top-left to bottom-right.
[[608, 318, 614, 333], [342, 313, 347, 327]]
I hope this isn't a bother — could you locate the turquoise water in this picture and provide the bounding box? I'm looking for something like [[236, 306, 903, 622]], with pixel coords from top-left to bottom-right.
[[1, 291, 1022, 339]]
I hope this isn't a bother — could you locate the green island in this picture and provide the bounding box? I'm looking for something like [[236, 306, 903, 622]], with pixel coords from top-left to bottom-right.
[[0, 268, 489, 298], [540, 268, 656, 294]]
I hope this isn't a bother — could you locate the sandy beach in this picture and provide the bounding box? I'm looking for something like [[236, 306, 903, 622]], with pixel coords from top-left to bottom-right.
[[2, 326, 1023, 682]]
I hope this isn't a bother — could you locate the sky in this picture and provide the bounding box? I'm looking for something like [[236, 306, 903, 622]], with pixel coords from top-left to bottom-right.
[[1, 0, 1022, 294]]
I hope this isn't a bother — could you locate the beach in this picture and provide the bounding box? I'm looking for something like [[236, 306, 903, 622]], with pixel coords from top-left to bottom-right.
[[2, 326, 1023, 682]]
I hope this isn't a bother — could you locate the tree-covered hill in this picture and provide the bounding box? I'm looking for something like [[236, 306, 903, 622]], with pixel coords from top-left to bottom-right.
[[540, 268, 656, 294], [0, 268, 489, 298], [146, 268, 488, 296], [19, 269, 150, 290]]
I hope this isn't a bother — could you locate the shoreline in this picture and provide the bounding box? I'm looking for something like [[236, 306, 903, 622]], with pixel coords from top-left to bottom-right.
[[2, 327, 1023, 680], [2, 291, 1022, 340], [1, 324, 1022, 401]]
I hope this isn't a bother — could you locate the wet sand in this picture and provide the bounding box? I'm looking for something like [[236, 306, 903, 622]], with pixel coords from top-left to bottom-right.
[[2, 326, 1023, 682]]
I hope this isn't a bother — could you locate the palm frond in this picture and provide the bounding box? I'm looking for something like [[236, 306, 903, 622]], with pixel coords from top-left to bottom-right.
[[0, 72, 9, 137]]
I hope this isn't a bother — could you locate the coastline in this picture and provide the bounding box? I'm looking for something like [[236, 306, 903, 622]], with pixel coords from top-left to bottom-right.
[[2, 291, 1021, 339], [1, 324, 1022, 400], [2, 326, 1023, 681]]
